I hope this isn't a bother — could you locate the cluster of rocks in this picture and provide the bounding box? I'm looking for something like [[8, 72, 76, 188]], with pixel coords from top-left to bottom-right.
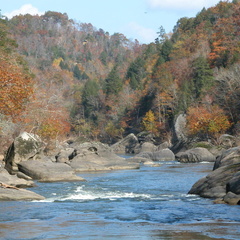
[[0, 132, 139, 201], [188, 147, 240, 205], [111, 127, 240, 205], [1, 123, 240, 204]]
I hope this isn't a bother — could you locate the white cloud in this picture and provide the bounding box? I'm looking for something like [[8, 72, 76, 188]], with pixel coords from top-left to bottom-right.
[[4, 4, 44, 19], [147, 0, 220, 11], [126, 22, 158, 43]]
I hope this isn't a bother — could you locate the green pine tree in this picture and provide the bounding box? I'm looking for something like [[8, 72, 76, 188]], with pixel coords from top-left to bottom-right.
[[82, 79, 99, 119], [104, 65, 123, 96], [73, 65, 82, 80], [192, 56, 214, 99]]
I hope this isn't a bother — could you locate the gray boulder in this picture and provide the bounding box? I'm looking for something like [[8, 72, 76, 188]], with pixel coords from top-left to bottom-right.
[[219, 134, 237, 148], [18, 160, 85, 182], [214, 147, 240, 170], [157, 141, 172, 151], [189, 147, 240, 202], [174, 114, 188, 143], [0, 168, 34, 188], [0, 187, 44, 201], [139, 142, 157, 153], [226, 171, 240, 194], [223, 191, 240, 205], [4, 132, 44, 174], [188, 163, 240, 198], [111, 133, 138, 154], [55, 148, 76, 163], [0, 165, 44, 201], [70, 142, 139, 171], [130, 148, 175, 162], [177, 147, 216, 163]]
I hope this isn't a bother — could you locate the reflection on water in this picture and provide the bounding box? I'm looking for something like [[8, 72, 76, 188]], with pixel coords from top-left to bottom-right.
[[0, 161, 240, 240]]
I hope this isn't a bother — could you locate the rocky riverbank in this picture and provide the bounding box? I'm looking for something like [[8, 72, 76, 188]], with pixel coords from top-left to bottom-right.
[[0, 132, 140, 200], [1, 130, 240, 203]]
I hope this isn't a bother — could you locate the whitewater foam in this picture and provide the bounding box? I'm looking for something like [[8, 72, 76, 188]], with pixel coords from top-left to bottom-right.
[[60, 185, 152, 201]]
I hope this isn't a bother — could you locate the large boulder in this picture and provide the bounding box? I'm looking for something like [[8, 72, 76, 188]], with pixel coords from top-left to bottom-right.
[[174, 114, 188, 142], [111, 133, 138, 154], [4, 132, 44, 174], [176, 147, 216, 163], [18, 159, 85, 182], [214, 147, 240, 170], [0, 164, 44, 201], [139, 142, 157, 153], [130, 148, 175, 163], [189, 147, 240, 204], [188, 163, 240, 198], [0, 168, 34, 188], [55, 147, 76, 163], [218, 134, 237, 149], [0, 187, 44, 201], [223, 191, 240, 205], [226, 171, 240, 194], [70, 142, 139, 171], [171, 114, 188, 153]]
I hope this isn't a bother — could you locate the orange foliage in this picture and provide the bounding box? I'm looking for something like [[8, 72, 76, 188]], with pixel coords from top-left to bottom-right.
[[187, 105, 231, 139], [38, 115, 71, 140], [0, 57, 33, 118]]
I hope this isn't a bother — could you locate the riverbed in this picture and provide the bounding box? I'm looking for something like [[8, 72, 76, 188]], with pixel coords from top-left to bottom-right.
[[0, 160, 240, 240]]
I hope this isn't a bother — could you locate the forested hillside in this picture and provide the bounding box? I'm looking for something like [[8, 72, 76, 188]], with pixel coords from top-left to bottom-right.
[[0, 1, 240, 152]]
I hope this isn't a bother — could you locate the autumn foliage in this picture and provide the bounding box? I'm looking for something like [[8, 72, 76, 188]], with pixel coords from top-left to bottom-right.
[[187, 105, 231, 139], [0, 57, 33, 118], [0, 1, 239, 149], [142, 110, 158, 134]]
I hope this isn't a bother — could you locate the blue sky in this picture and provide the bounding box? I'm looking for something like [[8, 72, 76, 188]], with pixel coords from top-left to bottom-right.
[[2, 0, 223, 43]]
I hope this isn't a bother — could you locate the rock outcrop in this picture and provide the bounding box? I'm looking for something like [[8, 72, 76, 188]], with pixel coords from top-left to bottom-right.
[[4, 132, 44, 174], [188, 146, 240, 204], [69, 142, 139, 171], [0, 168, 34, 188], [0, 163, 45, 201], [111, 133, 138, 154], [0, 187, 44, 201], [18, 160, 85, 182], [176, 147, 216, 163], [130, 148, 175, 163]]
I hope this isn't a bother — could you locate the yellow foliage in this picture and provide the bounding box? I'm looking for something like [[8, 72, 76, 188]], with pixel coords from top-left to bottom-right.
[[142, 110, 157, 133], [52, 57, 63, 68]]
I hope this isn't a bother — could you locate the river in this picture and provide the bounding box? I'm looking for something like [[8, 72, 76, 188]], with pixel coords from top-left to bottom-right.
[[0, 159, 240, 240]]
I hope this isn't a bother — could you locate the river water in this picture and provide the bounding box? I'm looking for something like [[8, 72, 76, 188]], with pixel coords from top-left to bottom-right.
[[0, 159, 240, 240]]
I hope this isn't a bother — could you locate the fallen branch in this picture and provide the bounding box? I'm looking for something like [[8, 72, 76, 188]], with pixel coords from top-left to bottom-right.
[[0, 182, 19, 190]]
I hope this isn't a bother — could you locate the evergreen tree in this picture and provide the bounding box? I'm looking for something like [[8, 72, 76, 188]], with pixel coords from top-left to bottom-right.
[[192, 56, 214, 99], [59, 60, 69, 70], [73, 64, 82, 80], [160, 39, 173, 62], [82, 79, 99, 119], [126, 57, 145, 90], [104, 65, 123, 96], [99, 51, 108, 65]]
